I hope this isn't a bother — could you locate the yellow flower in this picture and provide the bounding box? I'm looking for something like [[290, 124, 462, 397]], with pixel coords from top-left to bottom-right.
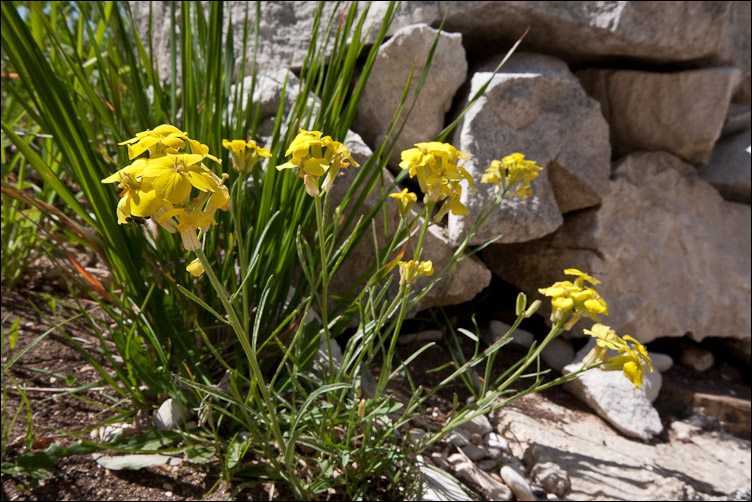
[[222, 138, 271, 174], [102, 125, 230, 251], [481, 153, 542, 200], [276, 130, 358, 196], [139, 153, 220, 204], [538, 269, 608, 330], [582, 325, 653, 389], [119, 124, 189, 160], [186, 258, 205, 277], [398, 142, 473, 221], [390, 188, 418, 219], [581, 323, 627, 366], [398, 260, 434, 285]]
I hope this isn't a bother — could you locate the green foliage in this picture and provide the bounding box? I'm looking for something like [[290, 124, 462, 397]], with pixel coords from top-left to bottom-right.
[[0, 2, 612, 499]]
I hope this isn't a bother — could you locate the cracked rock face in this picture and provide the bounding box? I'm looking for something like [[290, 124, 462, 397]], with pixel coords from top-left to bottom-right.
[[448, 52, 610, 246], [484, 152, 751, 344]]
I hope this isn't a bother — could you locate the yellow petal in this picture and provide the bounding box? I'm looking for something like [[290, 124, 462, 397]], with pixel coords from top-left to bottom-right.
[[128, 188, 168, 217], [302, 157, 328, 177], [184, 167, 219, 192], [127, 136, 161, 159], [153, 172, 192, 204]]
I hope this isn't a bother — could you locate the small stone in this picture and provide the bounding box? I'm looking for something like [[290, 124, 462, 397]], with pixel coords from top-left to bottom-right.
[[454, 461, 513, 500], [447, 453, 466, 465], [541, 337, 575, 372], [649, 352, 674, 373], [670, 421, 698, 442], [457, 414, 493, 436], [431, 452, 451, 471], [500, 464, 536, 501], [461, 443, 490, 461], [531, 461, 571, 497], [484, 432, 509, 452], [470, 433, 483, 446], [680, 345, 715, 372], [478, 459, 498, 471], [485, 320, 534, 349], [398, 329, 443, 345], [154, 398, 192, 431], [446, 428, 471, 447], [420, 462, 470, 501], [163, 482, 174, 491], [409, 428, 427, 444]]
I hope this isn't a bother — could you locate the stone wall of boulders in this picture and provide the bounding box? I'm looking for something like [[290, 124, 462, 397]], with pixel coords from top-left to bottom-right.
[[135, 2, 751, 346]]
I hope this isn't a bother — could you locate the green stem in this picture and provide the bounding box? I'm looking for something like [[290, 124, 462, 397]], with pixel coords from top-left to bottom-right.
[[193, 248, 306, 500], [313, 194, 334, 382]]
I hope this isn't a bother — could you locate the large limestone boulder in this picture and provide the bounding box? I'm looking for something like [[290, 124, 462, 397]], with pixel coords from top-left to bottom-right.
[[440, 2, 732, 64], [577, 67, 741, 165], [447, 53, 610, 246], [484, 152, 751, 344], [353, 23, 467, 168], [132, 2, 438, 79]]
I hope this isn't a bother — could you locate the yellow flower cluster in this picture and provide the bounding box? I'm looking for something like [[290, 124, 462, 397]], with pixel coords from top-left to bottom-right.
[[101, 124, 229, 255], [582, 323, 654, 389], [398, 260, 434, 286], [481, 153, 542, 200], [539, 269, 653, 388], [222, 138, 271, 175], [538, 268, 608, 330], [399, 142, 475, 221], [276, 129, 358, 197]]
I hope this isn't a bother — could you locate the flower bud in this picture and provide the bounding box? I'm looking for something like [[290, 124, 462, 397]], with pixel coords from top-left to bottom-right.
[[524, 299, 542, 318], [515, 292, 527, 316]]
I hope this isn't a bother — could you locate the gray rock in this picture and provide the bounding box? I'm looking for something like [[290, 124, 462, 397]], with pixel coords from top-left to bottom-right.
[[578, 67, 741, 165], [132, 2, 436, 78], [721, 104, 751, 136], [154, 398, 192, 431], [477, 459, 498, 471], [649, 352, 674, 373], [529, 460, 571, 497], [456, 414, 493, 436], [420, 463, 471, 501], [712, 1, 751, 89], [497, 394, 751, 501], [454, 460, 513, 501], [484, 152, 752, 344], [399, 329, 444, 345], [500, 464, 536, 501], [563, 340, 663, 440], [446, 428, 471, 448], [483, 320, 533, 349], [699, 129, 751, 204], [440, 2, 731, 65], [679, 345, 715, 372], [460, 443, 490, 461], [448, 52, 611, 246], [484, 432, 509, 452], [670, 420, 699, 443], [353, 24, 467, 167], [136, 3, 736, 80], [541, 337, 575, 372]]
